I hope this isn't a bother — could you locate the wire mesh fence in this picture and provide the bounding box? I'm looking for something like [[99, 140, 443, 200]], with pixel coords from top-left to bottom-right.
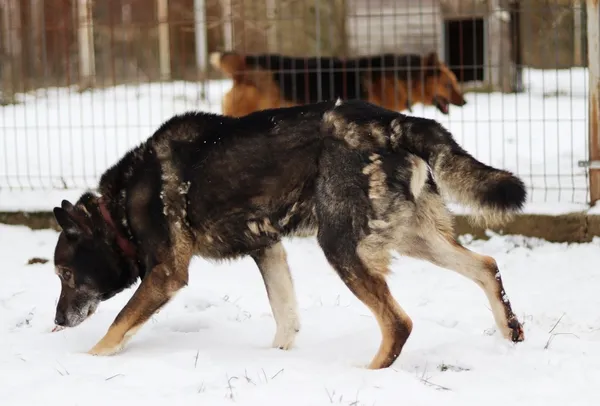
[[0, 0, 593, 208]]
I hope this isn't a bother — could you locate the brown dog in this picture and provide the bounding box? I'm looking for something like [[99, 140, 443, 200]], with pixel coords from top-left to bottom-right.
[[210, 51, 467, 117]]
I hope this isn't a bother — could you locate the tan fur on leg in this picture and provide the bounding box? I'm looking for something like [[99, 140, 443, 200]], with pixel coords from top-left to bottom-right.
[[425, 236, 523, 341], [252, 242, 300, 350], [88, 259, 190, 356], [393, 189, 524, 343], [344, 271, 413, 370]]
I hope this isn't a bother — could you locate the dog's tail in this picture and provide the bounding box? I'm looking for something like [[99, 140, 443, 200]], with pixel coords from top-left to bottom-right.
[[210, 51, 246, 82], [210, 51, 293, 76], [390, 117, 526, 227]]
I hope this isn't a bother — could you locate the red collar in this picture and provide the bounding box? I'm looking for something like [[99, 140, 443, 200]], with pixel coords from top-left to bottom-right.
[[98, 197, 136, 259]]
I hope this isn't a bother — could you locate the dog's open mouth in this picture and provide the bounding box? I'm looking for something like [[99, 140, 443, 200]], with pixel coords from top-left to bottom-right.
[[433, 96, 450, 115]]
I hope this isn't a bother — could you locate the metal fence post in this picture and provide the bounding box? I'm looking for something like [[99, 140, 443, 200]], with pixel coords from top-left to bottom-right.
[[587, 0, 600, 204]]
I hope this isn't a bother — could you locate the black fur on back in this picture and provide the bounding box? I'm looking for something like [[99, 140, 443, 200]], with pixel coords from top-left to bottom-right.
[[244, 53, 439, 105]]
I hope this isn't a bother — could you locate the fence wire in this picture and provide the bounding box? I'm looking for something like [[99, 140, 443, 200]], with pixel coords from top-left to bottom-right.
[[0, 0, 591, 207]]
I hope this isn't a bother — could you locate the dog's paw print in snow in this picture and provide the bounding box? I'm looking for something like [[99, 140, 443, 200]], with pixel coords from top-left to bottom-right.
[[478, 233, 549, 254], [164, 318, 211, 333], [182, 297, 214, 312], [156, 298, 214, 333], [11, 308, 36, 330], [438, 363, 471, 373]]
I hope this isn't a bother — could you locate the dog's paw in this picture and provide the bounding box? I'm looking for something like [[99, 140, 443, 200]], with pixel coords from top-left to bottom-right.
[[87, 338, 127, 356], [272, 324, 300, 350], [507, 317, 525, 342], [87, 344, 123, 356], [272, 330, 297, 350]]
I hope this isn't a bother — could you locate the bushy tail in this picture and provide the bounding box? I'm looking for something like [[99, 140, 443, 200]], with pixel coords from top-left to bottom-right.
[[389, 117, 526, 227], [210, 51, 246, 82]]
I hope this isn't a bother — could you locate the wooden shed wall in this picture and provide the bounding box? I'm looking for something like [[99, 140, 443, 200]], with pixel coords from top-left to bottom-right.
[[346, 0, 443, 56]]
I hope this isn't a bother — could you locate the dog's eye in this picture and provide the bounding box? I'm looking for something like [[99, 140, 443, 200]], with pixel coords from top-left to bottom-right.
[[61, 270, 72, 281]]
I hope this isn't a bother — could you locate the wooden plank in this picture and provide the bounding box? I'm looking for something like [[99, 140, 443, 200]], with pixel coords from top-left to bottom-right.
[[221, 0, 233, 51], [77, 0, 95, 88], [349, 0, 437, 13], [574, 0, 583, 66], [347, 20, 439, 35], [348, 10, 439, 21], [157, 0, 171, 80], [587, 0, 600, 204], [1, 0, 23, 101], [29, 0, 44, 86], [347, 18, 439, 28], [194, 0, 208, 75]]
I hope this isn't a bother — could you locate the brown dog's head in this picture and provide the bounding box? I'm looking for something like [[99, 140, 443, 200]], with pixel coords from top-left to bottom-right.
[[52, 197, 139, 328], [422, 52, 467, 114]]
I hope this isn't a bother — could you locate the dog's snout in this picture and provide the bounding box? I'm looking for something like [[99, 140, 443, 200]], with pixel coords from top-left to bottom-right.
[[54, 311, 66, 326], [451, 91, 467, 107]]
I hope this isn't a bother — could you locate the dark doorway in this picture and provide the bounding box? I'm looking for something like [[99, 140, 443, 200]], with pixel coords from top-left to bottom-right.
[[444, 18, 485, 83]]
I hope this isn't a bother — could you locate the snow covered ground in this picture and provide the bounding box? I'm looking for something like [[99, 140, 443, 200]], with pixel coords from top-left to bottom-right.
[[0, 67, 598, 405], [0, 67, 591, 212], [1, 224, 599, 405]]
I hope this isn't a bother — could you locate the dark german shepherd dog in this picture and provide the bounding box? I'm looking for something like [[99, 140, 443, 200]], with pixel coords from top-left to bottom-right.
[[52, 99, 525, 369]]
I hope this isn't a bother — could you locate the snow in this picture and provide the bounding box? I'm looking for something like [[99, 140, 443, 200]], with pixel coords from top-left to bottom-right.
[[0, 67, 597, 403], [0, 67, 592, 212], [1, 224, 599, 405]]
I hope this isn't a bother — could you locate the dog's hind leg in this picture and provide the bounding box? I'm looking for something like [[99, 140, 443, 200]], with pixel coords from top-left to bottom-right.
[[395, 190, 524, 343], [315, 143, 413, 369], [421, 235, 524, 342], [317, 223, 412, 369], [322, 248, 412, 369], [252, 241, 300, 350]]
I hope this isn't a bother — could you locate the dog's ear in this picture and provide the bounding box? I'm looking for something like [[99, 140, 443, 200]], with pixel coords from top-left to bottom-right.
[[61, 199, 76, 214], [54, 207, 80, 239], [53, 206, 91, 240], [424, 52, 440, 67]]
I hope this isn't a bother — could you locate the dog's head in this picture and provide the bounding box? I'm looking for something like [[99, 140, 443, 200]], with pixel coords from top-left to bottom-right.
[[422, 52, 467, 115], [52, 198, 138, 328]]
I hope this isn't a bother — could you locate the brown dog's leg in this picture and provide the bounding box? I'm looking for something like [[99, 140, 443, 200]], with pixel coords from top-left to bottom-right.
[[87, 259, 189, 356], [252, 241, 300, 350]]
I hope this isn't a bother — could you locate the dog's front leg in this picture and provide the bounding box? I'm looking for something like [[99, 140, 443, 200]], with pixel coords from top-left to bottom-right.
[[88, 261, 189, 356], [251, 241, 300, 350]]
